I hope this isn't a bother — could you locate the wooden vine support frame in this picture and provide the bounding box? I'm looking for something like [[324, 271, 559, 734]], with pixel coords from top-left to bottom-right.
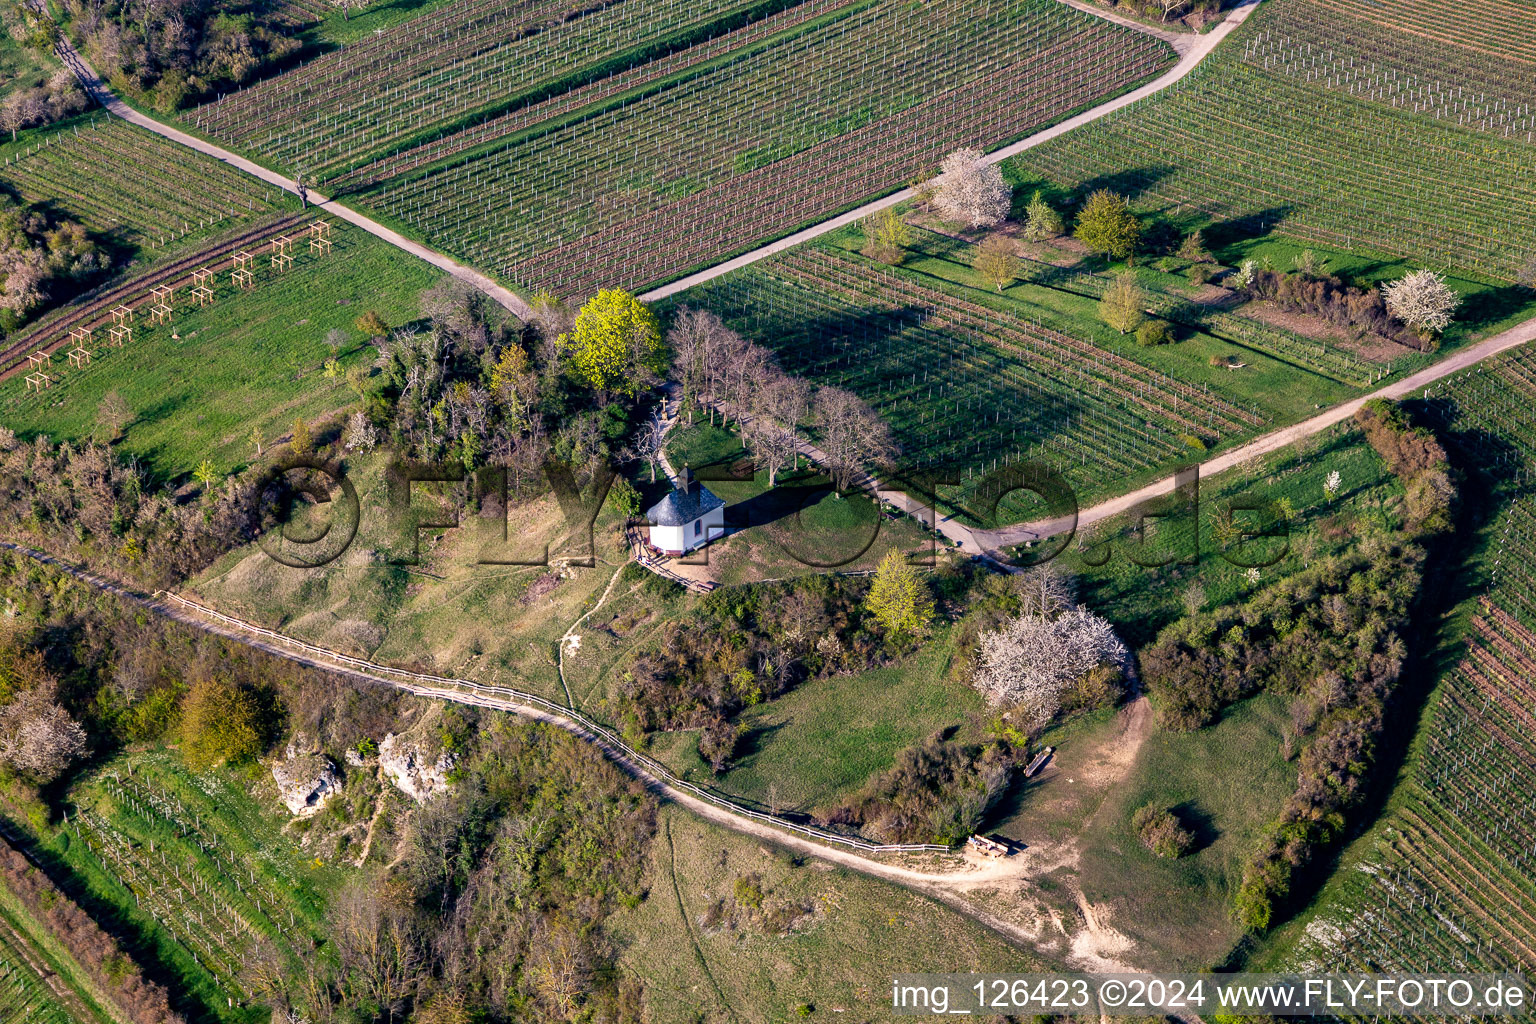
[[149, 303, 172, 325], [271, 235, 295, 272], [191, 267, 215, 304], [25, 372, 50, 393], [68, 347, 91, 368], [108, 324, 132, 347], [150, 284, 174, 307], [26, 351, 50, 368], [232, 268, 254, 289], [309, 220, 332, 256], [111, 305, 133, 325]]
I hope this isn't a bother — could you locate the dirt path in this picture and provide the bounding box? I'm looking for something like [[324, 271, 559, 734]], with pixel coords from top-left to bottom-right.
[[971, 310, 1536, 553], [637, 1, 1259, 305], [48, 37, 531, 322], [0, 540, 1148, 966]]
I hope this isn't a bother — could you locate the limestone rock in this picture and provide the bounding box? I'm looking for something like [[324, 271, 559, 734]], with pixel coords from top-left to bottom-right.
[[379, 732, 455, 803], [272, 752, 340, 818]]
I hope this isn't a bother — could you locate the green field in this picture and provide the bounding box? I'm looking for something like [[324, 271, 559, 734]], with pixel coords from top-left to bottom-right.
[[648, 627, 981, 814], [673, 241, 1285, 522], [6, 750, 346, 1024], [203, 0, 1173, 295], [1253, 343, 1536, 979], [609, 804, 1049, 1022], [1066, 422, 1405, 647], [0, 114, 290, 256], [1007, 0, 1536, 282], [0, 226, 442, 479]]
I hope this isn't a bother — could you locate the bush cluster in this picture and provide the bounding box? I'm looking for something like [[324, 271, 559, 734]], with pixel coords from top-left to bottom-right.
[[1143, 400, 1455, 933], [1133, 804, 1195, 858], [618, 577, 879, 770], [1239, 267, 1427, 350], [823, 730, 1019, 844]]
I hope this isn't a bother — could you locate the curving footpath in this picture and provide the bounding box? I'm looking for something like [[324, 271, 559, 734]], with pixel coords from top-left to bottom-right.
[[0, 539, 1077, 957], [0, 543, 1035, 876], [47, 39, 532, 321]]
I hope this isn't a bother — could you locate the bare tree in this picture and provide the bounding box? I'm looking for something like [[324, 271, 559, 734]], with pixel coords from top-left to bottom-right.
[[932, 149, 1011, 229], [95, 390, 132, 441], [719, 337, 776, 431], [744, 372, 811, 486], [622, 414, 669, 484], [668, 306, 732, 424], [331, 876, 425, 1023], [813, 387, 898, 491], [0, 95, 26, 142], [1011, 563, 1076, 617], [331, 0, 369, 20]]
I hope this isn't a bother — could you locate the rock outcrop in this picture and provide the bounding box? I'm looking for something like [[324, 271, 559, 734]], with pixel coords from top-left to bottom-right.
[[272, 752, 340, 817], [379, 732, 455, 803]]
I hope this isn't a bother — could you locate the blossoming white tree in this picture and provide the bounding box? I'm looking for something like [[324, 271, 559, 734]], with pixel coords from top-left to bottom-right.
[[972, 604, 1127, 727], [1383, 269, 1461, 337], [1324, 469, 1341, 502], [932, 149, 1011, 229]]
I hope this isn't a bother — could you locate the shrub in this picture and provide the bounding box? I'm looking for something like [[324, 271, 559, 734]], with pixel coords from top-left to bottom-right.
[[1136, 320, 1173, 346], [179, 674, 266, 768], [1133, 804, 1195, 858], [1074, 189, 1141, 260], [606, 477, 642, 517], [1188, 263, 1214, 285], [1098, 270, 1147, 335], [1021, 190, 1064, 241]]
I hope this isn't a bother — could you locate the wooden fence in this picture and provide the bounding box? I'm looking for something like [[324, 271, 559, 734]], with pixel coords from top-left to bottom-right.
[[159, 592, 948, 854]]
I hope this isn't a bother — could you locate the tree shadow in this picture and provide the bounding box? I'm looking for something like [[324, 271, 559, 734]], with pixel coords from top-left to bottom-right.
[[1457, 284, 1536, 332], [733, 720, 788, 762], [1073, 165, 1177, 206], [1170, 799, 1218, 853], [1201, 205, 1296, 254]]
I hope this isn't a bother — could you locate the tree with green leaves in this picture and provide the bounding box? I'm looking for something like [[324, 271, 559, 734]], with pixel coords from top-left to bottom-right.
[[862, 207, 911, 265], [290, 417, 314, 455], [1021, 190, 1064, 242], [193, 459, 220, 494], [179, 675, 264, 768], [1177, 229, 1214, 264], [971, 235, 1019, 292], [865, 550, 933, 641], [355, 310, 388, 343], [1098, 270, 1147, 335], [1074, 189, 1142, 261], [564, 289, 662, 397]]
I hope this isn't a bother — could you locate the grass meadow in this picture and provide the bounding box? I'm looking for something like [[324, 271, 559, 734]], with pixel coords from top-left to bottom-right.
[[0, 227, 442, 480], [608, 804, 1046, 1022]]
